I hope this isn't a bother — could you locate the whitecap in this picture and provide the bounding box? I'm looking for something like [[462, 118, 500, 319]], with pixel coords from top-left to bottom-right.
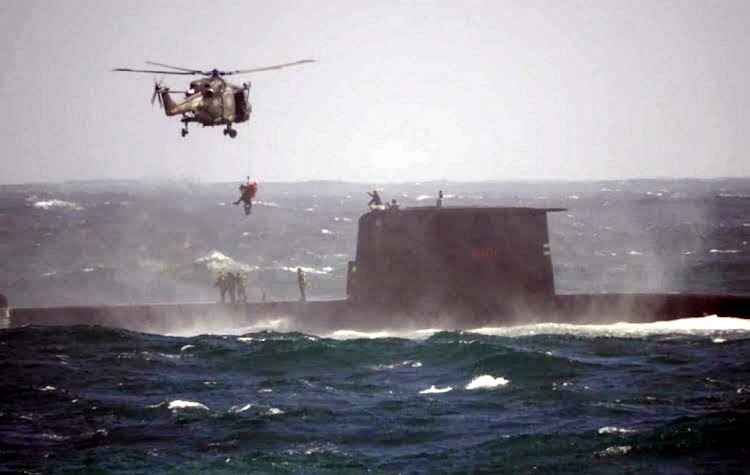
[[33, 199, 83, 211], [321, 229, 334, 235], [168, 400, 209, 410], [180, 345, 195, 352], [471, 315, 750, 339], [465, 375, 509, 390], [328, 328, 439, 340], [415, 194, 432, 201], [627, 250, 643, 256], [710, 249, 740, 254], [598, 426, 636, 434], [712, 338, 726, 343], [266, 407, 284, 415], [281, 265, 332, 275], [419, 385, 453, 394], [39, 385, 56, 392], [232, 403, 253, 413], [597, 445, 632, 456], [194, 251, 256, 273], [330, 329, 392, 339]]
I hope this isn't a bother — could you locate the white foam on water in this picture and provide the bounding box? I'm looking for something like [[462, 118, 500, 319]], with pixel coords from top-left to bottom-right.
[[419, 385, 453, 394], [465, 375, 510, 390], [329, 330, 392, 339], [168, 400, 209, 410], [327, 328, 441, 340], [33, 199, 83, 210], [255, 200, 280, 208], [597, 445, 632, 457], [280, 265, 332, 275], [471, 315, 750, 339], [231, 403, 253, 413], [39, 385, 56, 392], [194, 251, 256, 273], [372, 360, 422, 371], [598, 426, 637, 434], [266, 407, 284, 415]]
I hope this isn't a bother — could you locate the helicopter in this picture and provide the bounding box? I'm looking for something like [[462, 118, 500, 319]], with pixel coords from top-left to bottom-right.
[[113, 60, 315, 138]]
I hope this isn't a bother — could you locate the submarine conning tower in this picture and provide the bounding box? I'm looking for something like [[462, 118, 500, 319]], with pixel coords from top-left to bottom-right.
[[347, 206, 565, 313]]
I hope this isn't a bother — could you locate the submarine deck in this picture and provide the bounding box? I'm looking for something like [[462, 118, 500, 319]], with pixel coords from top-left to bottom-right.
[[7, 293, 750, 335]]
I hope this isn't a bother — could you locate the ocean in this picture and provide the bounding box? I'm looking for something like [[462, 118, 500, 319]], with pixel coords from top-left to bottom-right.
[[1, 179, 750, 472]]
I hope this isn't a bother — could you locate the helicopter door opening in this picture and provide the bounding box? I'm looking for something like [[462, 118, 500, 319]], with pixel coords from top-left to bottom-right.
[[234, 91, 249, 121], [222, 92, 235, 122]]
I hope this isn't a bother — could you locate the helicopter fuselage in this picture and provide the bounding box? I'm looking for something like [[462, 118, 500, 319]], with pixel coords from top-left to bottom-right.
[[160, 76, 250, 131]]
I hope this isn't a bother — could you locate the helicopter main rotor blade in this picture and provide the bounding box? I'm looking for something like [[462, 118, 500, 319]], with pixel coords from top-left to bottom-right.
[[145, 61, 204, 74], [223, 59, 316, 75], [112, 67, 196, 75]]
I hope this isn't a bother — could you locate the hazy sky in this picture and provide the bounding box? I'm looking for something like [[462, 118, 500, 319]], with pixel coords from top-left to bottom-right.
[[1, 0, 748, 184]]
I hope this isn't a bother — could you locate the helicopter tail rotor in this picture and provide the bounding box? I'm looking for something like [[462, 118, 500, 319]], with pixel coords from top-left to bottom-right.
[[151, 79, 167, 108]]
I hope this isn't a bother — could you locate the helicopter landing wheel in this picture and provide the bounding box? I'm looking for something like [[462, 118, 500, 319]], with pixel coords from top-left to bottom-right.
[[228, 129, 237, 139], [181, 128, 188, 137]]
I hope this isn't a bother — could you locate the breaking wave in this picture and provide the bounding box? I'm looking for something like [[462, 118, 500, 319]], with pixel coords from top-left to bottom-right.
[[32, 199, 83, 210]]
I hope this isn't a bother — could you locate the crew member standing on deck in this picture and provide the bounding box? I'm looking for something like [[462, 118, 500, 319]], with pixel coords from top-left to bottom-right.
[[0, 293, 9, 327], [214, 272, 228, 303], [297, 267, 308, 302], [436, 190, 444, 208], [226, 272, 237, 303], [236, 272, 247, 303]]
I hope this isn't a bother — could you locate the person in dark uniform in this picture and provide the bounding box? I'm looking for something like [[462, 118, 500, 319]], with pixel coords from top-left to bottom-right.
[[367, 190, 382, 210], [436, 190, 444, 208], [297, 267, 308, 302], [0, 293, 9, 327], [214, 273, 228, 303], [236, 272, 247, 303], [226, 272, 237, 303]]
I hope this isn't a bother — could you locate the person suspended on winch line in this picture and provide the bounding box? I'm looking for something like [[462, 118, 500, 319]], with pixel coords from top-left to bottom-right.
[[234, 176, 258, 215]]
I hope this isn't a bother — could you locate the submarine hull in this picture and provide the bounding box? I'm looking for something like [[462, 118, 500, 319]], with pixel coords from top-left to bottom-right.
[[8, 293, 750, 334]]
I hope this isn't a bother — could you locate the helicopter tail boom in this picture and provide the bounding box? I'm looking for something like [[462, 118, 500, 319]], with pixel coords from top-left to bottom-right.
[[155, 87, 199, 117]]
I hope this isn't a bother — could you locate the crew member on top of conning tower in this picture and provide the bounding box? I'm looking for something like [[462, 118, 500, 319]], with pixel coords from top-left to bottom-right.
[[234, 177, 258, 215], [367, 189, 382, 210], [436, 190, 444, 208]]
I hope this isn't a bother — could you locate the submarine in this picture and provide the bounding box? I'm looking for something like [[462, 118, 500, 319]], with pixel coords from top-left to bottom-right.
[[7, 205, 750, 334]]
